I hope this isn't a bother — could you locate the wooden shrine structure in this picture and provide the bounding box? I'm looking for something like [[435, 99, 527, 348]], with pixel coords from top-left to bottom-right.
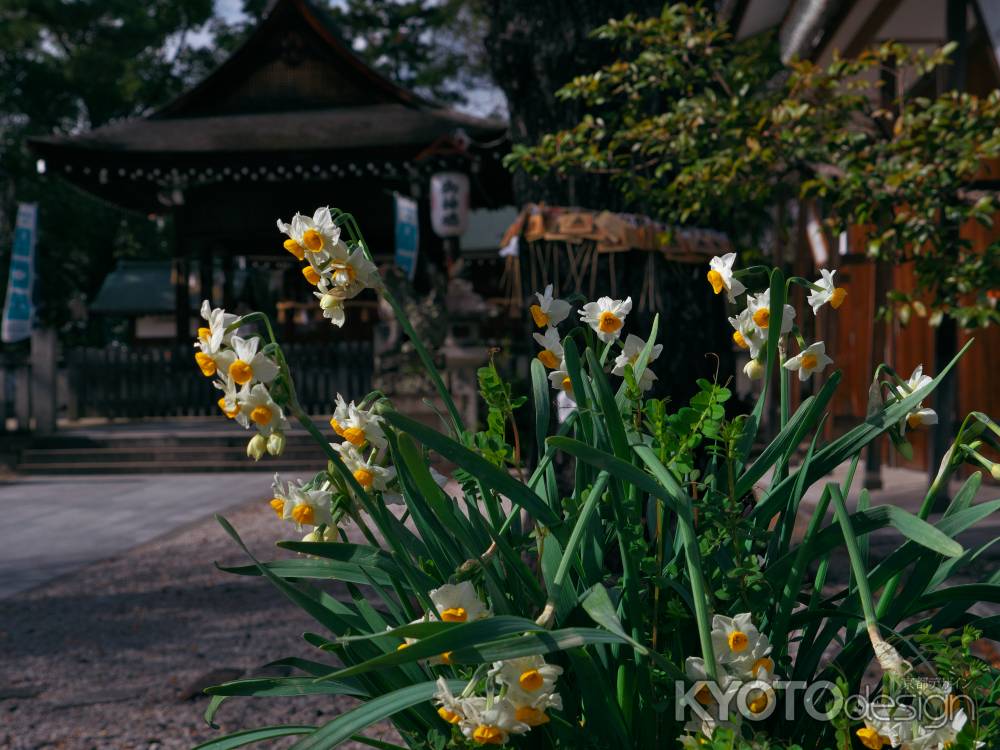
[[28, 0, 511, 342]]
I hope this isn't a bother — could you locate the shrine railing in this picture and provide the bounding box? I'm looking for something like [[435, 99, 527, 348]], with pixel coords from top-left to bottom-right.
[[64, 340, 373, 420]]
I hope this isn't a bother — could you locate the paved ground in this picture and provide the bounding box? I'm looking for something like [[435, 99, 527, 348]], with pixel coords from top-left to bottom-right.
[[0, 473, 273, 599], [793, 463, 1000, 557], [0, 496, 395, 750]]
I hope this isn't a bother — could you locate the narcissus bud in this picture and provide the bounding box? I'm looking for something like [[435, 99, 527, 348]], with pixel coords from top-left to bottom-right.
[[302, 526, 337, 544], [743, 359, 765, 381], [267, 431, 286, 457], [319, 293, 337, 310], [247, 433, 267, 461]]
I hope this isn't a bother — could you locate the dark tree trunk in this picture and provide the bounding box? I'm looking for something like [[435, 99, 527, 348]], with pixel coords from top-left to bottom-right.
[[929, 0, 968, 496], [482, 0, 662, 207], [930, 317, 958, 495]]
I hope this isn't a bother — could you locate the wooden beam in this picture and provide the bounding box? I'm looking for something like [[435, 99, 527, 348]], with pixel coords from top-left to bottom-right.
[[946, 0, 969, 91], [819, 0, 907, 60]]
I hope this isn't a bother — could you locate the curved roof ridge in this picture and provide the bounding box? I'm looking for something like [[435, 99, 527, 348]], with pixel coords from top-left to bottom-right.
[[153, 0, 434, 120]]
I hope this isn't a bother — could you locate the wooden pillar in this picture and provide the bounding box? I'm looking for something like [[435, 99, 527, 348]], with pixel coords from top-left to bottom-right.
[[14, 364, 31, 430], [199, 243, 214, 307], [864, 55, 899, 490], [221, 252, 234, 310], [173, 207, 190, 341], [30, 327, 57, 433]]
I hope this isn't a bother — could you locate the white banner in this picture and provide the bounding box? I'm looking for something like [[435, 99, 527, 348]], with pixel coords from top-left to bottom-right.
[[430, 172, 469, 238], [1, 203, 37, 343]]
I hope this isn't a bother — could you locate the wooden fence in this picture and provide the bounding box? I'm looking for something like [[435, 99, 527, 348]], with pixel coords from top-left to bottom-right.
[[64, 340, 373, 419]]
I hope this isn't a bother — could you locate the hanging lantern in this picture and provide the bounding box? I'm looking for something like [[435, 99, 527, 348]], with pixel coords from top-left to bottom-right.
[[429, 172, 469, 238]]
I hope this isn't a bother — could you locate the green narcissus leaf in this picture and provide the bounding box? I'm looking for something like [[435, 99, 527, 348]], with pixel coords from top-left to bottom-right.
[[286, 680, 467, 750]]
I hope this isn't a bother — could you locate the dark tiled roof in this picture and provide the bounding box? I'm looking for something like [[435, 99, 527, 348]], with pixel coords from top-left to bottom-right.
[[90, 261, 176, 314]]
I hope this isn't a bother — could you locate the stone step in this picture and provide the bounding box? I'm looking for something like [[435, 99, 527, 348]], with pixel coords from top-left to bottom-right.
[[19, 445, 321, 463], [13, 405, 449, 474], [16, 459, 322, 475], [14, 418, 338, 474], [26, 430, 325, 451]]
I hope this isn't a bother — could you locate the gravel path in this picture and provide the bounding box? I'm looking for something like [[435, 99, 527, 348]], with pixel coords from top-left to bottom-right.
[[0, 495, 400, 750]]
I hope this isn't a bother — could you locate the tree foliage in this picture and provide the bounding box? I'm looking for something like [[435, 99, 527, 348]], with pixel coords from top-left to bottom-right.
[[480, 0, 663, 205], [326, 0, 493, 107], [508, 5, 1000, 326], [0, 0, 224, 335]]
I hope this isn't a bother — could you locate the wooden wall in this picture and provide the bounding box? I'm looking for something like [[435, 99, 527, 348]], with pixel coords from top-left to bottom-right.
[[819, 219, 998, 474]]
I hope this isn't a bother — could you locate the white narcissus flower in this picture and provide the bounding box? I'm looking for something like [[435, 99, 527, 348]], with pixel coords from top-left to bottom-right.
[[326, 244, 380, 295], [433, 677, 469, 727], [530, 284, 571, 328], [429, 581, 491, 623], [314, 284, 346, 327], [194, 335, 226, 378], [710, 613, 764, 666], [547, 361, 574, 399], [334, 442, 395, 492], [307, 245, 379, 325], [268, 473, 288, 519], [239, 383, 288, 436], [459, 697, 530, 745], [905, 408, 939, 432], [555, 390, 575, 423], [503, 688, 562, 728], [902, 706, 982, 750], [194, 300, 239, 378], [727, 635, 776, 684], [783, 341, 834, 381], [854, 697, 911, 749], [276, 206, 340, 259], [807, 268, 848, 314], [612, 333, 663, 391], [747, 290, 795, 335], [306, 243, 379, 295], [492, 655, 564, 727], [707, 253, 746, 303], [330, 393, 351, 434], [899, 364, 938, 433], [328, 395, 386, 451], [197, 300, 238, 349], [532, 327, 564, 370], [903, 364, 933, 394], [270, 474, 333, 529], [491, 656, 563, 697], [856, 724, 896, 750], [579, 296, 632, 343], [213, 377, 249, 427], [225, 335, 279, 387], [728, 308, 765, 359], [683, 654, 731, 712]]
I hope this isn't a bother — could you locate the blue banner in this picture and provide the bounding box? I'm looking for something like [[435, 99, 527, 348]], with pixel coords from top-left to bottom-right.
[[394, 193, 419, 281], [2, 203, 37, 343]]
